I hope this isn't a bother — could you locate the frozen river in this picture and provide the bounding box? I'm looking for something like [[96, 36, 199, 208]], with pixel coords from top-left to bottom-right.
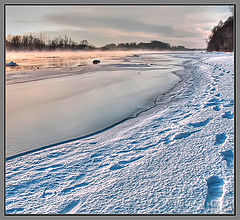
[[6, 51, 185, 157]]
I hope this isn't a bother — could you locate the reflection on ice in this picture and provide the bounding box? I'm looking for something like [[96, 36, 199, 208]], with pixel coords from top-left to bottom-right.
[[5, 50, 151, 73]]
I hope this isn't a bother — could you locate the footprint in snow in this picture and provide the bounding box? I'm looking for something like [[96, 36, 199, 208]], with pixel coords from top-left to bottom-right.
[[214, 133, 227, 145], [204, 176, 225, 210], [204, 97, 222, 108], [221, 150, 234, 167], [174, 130, 201, 140], [222, 111, 234, 119], [188, 118, 212, 128]]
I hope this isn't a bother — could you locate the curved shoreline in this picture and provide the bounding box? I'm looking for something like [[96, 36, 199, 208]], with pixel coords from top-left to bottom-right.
[[6, 52, 191, 160], [6, 72, 183, 161], [6, 70, 186, 161]]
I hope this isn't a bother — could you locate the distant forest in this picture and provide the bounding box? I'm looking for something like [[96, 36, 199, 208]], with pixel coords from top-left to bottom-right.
[[206, 16, 234, 52], [5, 34, 194, 51]]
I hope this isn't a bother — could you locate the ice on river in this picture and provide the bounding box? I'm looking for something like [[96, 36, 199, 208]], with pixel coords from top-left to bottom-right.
[[6, 54, 181, 157]]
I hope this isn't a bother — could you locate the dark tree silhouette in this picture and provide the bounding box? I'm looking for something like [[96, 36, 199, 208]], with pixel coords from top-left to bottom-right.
[[6, 33, 192, 51], [207, 16, 234, 52]]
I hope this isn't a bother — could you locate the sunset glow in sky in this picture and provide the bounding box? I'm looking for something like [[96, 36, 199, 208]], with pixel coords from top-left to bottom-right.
[[6, 5, 232, 48]]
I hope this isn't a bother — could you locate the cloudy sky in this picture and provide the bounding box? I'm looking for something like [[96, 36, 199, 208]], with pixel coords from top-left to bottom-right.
[[6, 5, 232, 48]]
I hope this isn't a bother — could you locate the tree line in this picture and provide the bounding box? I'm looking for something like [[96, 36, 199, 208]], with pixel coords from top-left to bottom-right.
[[101, 41, 188, 50], [206, 16, 234, 52], [6, 34, 190, 51], [6, 34, 95, 50]]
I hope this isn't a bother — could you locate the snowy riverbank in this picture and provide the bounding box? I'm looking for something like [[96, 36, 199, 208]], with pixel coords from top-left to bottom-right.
[[6, 52, 234, 214]]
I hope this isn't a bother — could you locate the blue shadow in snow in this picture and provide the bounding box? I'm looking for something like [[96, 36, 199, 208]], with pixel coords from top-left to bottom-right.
[[188, 118, 212, 128], [222, 111, 234, 119], [205, 176, 225, 208], [215, 133, 227, 145], [221, 150, 234, 167]]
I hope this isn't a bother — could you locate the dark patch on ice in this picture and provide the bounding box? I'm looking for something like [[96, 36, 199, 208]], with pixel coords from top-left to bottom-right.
[[188, 118, 212, 128], [222, 111, 234, 119], [221, 150, 234, 167], [205, 176, 225, 208], [215, 133, 227, 145]]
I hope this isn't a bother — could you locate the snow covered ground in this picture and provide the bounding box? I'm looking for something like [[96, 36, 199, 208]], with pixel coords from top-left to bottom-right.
[[5, 52, 234, 214]]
